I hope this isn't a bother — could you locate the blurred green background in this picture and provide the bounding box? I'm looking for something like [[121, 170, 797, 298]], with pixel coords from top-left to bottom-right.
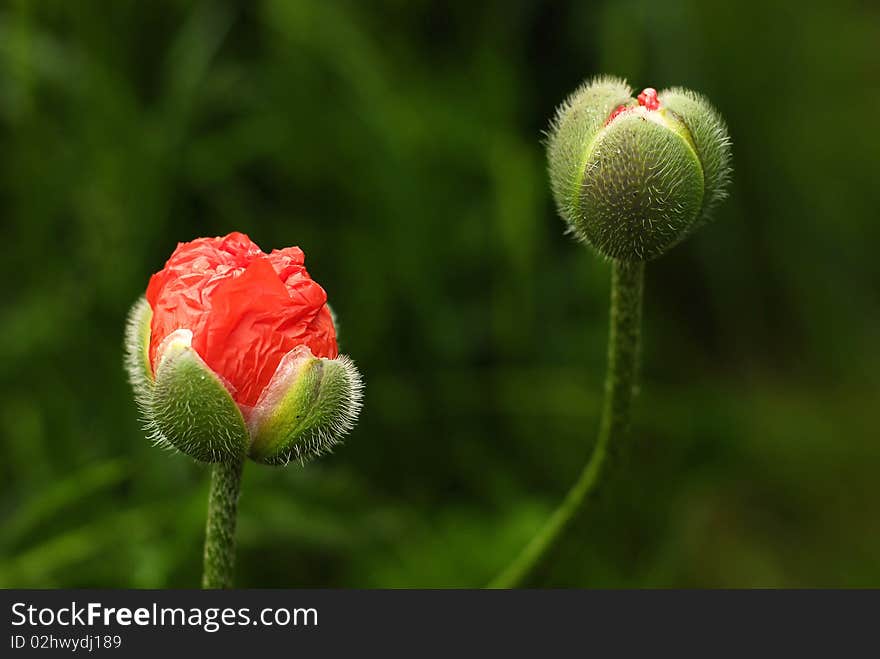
[[1, 0, 878, 588]]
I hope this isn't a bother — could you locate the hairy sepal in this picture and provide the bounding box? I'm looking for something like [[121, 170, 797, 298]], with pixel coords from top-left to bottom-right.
[[247, 345, 363, 466], [124, 297, 154, 404], [149, 329, 249, 463], [577, 111, 705, 260], [659, 88, 732, 226], [547, 76, 633, 233]]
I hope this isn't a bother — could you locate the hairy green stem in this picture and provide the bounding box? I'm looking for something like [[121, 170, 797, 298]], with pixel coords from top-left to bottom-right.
[[489, 259, 644, 588], [201, 457, 244, 589]]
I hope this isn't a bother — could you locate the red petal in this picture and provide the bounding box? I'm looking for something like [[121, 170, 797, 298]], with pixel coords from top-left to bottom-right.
[[199, 257, 336, 408], [303, 305, 338, 359], [604, 103, 630, 125], [637, 87, 660, 110], [146, 233, 338, 409]]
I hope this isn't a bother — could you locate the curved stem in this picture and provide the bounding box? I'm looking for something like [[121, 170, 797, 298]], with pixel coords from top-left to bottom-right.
[[201, 457, 244, 589], [489, 259, 644, 588]]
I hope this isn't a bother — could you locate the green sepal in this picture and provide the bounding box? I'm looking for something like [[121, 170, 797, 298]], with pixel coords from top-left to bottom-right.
[[659, 88, 733, 226], [149, 330, 250, 463], [577, 111, 705, 260], [247, 346, 363, 466], [123, 297, 154, 410], [547, 76, 633, 230]]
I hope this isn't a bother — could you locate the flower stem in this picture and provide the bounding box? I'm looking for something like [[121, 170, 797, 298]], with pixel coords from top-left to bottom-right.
[[201, 457, 244, 589], [489, 259, 644, 588]]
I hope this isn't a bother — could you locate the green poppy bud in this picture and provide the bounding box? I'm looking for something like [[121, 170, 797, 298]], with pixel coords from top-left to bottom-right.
[[547, 76, 732, 261]]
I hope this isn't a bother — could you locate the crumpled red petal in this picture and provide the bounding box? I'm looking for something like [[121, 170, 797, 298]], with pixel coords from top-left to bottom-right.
[[146, 232, 338, 410]]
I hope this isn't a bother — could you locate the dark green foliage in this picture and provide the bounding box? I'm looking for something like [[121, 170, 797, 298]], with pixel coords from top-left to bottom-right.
[[1, 0, 879, 587]]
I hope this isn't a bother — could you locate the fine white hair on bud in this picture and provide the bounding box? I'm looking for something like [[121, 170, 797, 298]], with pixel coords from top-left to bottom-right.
[[546, 76, 732, 261], [124, 296, 173, 451], [247, 346, 364, 466], [547, 75, 633, 230], [123, 297, 154, 406], [659, 87, 733, 227], [149, 330, 251, 463], [123, 297, 364, 466]]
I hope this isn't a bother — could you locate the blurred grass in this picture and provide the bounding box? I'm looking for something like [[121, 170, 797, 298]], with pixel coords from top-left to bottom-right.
[[1, 0, 878, 587]]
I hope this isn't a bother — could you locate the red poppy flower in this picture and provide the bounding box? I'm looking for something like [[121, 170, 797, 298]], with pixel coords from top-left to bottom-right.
[[145, 232, 338, 412]]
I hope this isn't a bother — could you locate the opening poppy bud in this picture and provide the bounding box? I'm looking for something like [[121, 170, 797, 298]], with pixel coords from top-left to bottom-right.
[[547, 76, 732, 261], [123, 232, 363, 465]]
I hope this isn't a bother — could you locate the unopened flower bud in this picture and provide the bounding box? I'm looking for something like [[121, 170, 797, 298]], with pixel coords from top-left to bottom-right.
[[547, 76, 732, 260], [124, 232, 363, 465]]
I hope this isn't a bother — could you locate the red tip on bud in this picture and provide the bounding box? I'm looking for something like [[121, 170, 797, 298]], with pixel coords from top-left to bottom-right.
[[637, 88, 660, 110], [605, 88, 661, 126], [604, 104, 629, 126]]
